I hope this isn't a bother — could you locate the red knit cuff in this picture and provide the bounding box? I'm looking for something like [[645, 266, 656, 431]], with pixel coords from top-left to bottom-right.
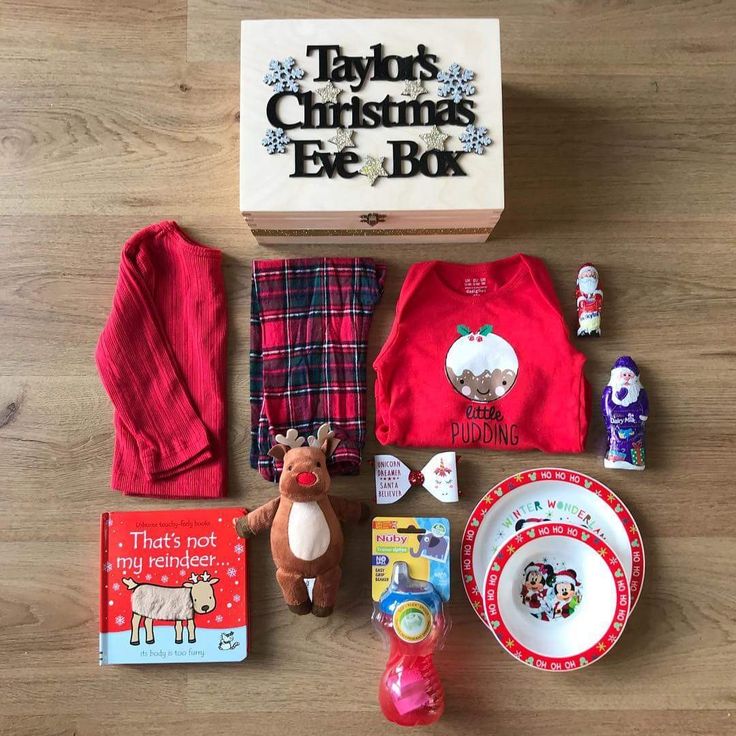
[[111, 465, 226, 498], [140, 432, 213, 480]]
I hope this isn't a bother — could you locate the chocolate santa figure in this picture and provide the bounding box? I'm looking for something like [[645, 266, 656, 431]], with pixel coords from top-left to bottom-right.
[[602, 356, 649, 470], [576, 263, 603, 337]]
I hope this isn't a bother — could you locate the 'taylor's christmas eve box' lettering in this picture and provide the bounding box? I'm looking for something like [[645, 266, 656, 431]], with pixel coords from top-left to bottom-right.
[[240, 18, 504, 244]]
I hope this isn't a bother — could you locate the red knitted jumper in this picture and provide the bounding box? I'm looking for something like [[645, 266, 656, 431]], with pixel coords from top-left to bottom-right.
[[95, 221, 227, 497]]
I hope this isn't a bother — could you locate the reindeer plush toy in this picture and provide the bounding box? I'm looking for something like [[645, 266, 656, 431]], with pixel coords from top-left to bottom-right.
[[235, 424, 368, 617]]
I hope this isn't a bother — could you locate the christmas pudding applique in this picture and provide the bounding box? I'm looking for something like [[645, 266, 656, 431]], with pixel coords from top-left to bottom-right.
[[445, 324, 519, 402]]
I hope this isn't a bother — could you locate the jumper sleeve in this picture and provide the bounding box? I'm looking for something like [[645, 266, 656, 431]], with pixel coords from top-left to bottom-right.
[[95, 237, 212, 479]]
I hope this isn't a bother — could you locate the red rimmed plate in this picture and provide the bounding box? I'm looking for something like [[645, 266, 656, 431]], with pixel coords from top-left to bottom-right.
[[483, 522, 630, 671], [462, 468, 644, 626]]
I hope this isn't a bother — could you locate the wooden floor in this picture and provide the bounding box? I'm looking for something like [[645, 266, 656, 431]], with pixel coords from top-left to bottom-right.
[[1, 1, 735, 734]]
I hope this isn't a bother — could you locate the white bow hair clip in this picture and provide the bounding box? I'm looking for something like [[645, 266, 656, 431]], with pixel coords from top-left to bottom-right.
[[374, 452, 459, 505]]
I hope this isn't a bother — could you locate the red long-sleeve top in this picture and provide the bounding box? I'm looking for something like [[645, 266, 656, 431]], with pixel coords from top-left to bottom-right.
[[95, 221, 227, 497], [374, 255, 590, 453]]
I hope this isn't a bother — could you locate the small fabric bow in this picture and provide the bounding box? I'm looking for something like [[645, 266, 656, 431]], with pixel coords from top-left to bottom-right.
[[374, 452, 458, 504]]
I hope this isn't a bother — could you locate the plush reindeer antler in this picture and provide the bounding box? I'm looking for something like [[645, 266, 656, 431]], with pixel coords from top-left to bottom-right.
[[307, 423, 333, 447], [269, 427, 306, 461], [201, 571, 211, 582], [189, 573, 200, 583], [307, 423, 341, 457], [274, 428, 306, 449]]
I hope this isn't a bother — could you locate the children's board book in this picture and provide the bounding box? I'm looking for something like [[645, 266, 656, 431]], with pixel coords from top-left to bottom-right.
[[99, 508, 248, 665]]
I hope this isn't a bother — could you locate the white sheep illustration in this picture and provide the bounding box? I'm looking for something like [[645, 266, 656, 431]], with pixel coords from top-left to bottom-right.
[[122, 571, 219, 645]]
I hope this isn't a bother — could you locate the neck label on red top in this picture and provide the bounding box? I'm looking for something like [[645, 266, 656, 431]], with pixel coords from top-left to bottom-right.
[[463, 277, 488, 296]]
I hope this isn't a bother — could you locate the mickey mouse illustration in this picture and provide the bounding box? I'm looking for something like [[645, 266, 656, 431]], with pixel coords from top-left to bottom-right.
[[520, 562, 554, 617], [514, 517, 546, 532], [550, 569, 581, 619]]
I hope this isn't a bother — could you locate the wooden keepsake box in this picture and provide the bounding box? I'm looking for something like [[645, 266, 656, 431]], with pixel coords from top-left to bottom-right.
[[240, 18, 504, 244]]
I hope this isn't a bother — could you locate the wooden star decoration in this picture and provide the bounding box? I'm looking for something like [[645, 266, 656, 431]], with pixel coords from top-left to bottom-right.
[[315, 81, 341, 104], [401, 79, 427, 101], [420, 125, 450, 150], [359, 156, 388, 186], [328, 127, 354, 152]]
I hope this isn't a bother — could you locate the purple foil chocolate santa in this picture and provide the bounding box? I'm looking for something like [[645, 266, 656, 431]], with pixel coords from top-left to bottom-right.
[[602, 356, 648, 470]]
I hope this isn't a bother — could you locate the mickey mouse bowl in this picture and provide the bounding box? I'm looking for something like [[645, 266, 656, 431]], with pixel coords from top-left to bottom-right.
[[482, 522, 630, 671]]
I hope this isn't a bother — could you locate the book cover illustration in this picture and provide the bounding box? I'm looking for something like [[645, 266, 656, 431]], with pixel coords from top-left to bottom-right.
[[100, 507, 248, 665]]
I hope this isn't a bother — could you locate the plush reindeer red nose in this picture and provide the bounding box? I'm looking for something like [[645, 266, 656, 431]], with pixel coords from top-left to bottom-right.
[[296, 471, 318, 486]]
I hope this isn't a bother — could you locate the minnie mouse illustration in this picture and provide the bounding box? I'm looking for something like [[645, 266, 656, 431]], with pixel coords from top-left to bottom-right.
[[520, 562, 554, 618]]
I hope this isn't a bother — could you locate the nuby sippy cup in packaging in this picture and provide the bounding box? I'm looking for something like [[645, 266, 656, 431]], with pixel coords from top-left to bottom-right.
[[371, 518, 451, 726]]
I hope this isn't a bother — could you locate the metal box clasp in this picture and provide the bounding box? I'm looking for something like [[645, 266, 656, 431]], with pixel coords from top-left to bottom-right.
[[360, 212, 387, 227]]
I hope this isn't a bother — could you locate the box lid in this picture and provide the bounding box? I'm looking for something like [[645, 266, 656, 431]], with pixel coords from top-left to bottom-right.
[[240, 18, 504, 216]]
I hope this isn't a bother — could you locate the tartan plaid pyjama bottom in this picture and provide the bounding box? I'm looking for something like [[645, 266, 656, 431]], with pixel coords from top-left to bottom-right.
[[250, 257, 386, 481]]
